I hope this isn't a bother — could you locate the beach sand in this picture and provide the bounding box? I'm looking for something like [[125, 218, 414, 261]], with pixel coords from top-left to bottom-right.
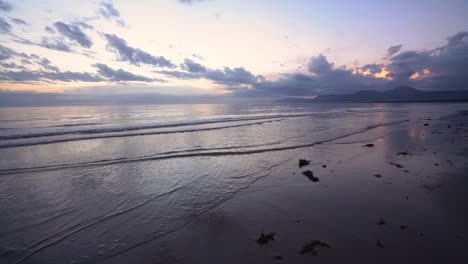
[[104, 110, 468, 264]]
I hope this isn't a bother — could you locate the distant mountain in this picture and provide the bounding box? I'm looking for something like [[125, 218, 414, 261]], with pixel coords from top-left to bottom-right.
[[276, 86, 468, 103]]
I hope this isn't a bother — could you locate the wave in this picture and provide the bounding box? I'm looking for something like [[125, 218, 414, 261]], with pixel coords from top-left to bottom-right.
[[0, 119, 282, 148], [0, 119, 408, 176], [0, 111, 347, 141]]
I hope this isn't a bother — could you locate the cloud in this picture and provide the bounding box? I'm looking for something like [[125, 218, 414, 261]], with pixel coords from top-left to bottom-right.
[[0, 44, 29, 61], [386, 31, 468, 90], [53, 21, 93, 48], [14, 36, 72, 52], [11, 18, 27, 26], [40, 37, 72, 52], [98, 0, 125, 26], [93, 63, 156, 82], [0, 0, 12, 12], [178, 0, 211, 4], [73, 21, 93, 30], [387, 44, 402, 57], [181, 58, 206, 72], [0, 69, 103, 82], [160, 61, 264, 86], [45, 26, 55, 34], [205, 67, 263, 85], [447, 31, 468, 45], [0, 16, 11, 34], [104, 34, 175, 68], [192, 53, 204, 60], [307, 54, 334, 74]]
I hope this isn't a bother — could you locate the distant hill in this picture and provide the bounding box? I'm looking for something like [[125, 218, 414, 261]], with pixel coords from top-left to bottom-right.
[[276, 86, 468, 103]]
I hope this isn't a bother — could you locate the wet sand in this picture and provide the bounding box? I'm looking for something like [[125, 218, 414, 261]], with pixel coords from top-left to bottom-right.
[[105, 110, 468, 264]]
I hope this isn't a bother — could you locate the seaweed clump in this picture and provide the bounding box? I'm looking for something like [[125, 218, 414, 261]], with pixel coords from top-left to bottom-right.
[[300, 240, 331, 255], [302, 170, 319, 182], [256, 231, 276, 245]]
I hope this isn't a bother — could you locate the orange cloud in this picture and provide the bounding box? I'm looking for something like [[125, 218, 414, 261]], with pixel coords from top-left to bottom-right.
[[410, 68, 430, 80], [374, 68, 391, 79]]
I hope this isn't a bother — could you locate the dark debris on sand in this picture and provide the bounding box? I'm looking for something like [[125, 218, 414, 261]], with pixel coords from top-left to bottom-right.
[[300, 240, 331, 255], [363, 143, 375, 147], [274, 255, 284, 260], [389, 162, 404, 168], [302, 170, 319, 182], [400, 225, 408, 230], [373, 174, 382, 178], [376, 240, 385, 248], [377, 218, 386, 225], [299, 159, 310, 168], [256, 231, 276, 245], [397, 151, 410, 156]]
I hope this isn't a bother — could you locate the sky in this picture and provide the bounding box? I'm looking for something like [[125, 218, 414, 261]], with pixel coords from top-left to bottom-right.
[[1, 0, 468, 103]]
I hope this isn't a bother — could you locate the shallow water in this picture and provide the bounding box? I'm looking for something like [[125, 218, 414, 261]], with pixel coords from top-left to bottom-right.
[[0, 103, 466, 264]]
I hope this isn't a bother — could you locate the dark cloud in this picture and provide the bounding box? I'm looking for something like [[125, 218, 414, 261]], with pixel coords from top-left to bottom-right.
[[236, 31, 468, 97], [98, 0, 125, 26], [0, 44, 29, 61], [0, 61, 25, 69], [307, 54, 334, 74], [360, 63, 384, 74], [160, 60, 264, 86], [14, 36, 72, 52], [54, 21, 93, 48], [74, 21, 93, 30], [45, 26, 55, 34], [447, 31, 468, 45], [181, 58, 206, 72], [0, 0, 12, 12], [37, 57, 59, 72], [94, 63, 155, 82], [0, 69, 103, 82], [387, 31, 468, 90], [40, 37, 71, 52], [0, 16, 11, 34], [386, 44, 402, 57], [205, 67, 262, 85], [11, 18, 27, 26], [230, 54, 390, 97], [104, 34, 175, 68]]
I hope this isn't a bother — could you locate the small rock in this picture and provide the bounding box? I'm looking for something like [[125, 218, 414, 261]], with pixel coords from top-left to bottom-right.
[[373, 174, 382, 178], [424, 123, 429, 126], [299, 159, 310, 168], [363, 143, 375, 147], [400, 225, 408, 230], [397, 151, 409, 156], [322, 165, 327, 168], [274, 255, 284, 260]]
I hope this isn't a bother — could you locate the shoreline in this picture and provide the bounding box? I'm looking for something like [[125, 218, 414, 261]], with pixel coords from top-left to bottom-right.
[[104, 109, 468, 264]]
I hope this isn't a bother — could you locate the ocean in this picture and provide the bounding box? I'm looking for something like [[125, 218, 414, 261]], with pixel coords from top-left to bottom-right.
[[0, 103, 466, 264]]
